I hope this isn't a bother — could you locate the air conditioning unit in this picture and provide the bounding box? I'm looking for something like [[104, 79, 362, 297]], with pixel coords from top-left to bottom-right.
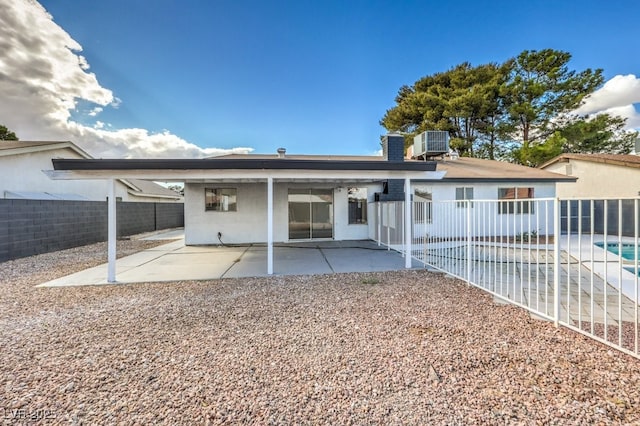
[[413, 131, 449, 158]]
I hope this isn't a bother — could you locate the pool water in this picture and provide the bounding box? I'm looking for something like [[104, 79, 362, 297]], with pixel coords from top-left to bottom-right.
[[595, 242, 640, 261], [624, 266, 640, 276]]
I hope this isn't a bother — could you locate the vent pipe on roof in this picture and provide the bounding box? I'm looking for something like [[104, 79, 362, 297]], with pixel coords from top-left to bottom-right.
[[277, 147, 286, 158]]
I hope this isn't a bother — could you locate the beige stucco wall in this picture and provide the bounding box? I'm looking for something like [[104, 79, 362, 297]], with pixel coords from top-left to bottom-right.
[[0, 148, 131, 201], [544, 159, 640, 198]]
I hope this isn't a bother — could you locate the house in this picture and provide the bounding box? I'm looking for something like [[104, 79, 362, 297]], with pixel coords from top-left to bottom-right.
[[408, 156, 576, 241], [47, 134, 574, 280], [50, 135, 443, 246], [0, 141, 182, 202], [415, 155, 569, 203], [540, 153, 640, 198]]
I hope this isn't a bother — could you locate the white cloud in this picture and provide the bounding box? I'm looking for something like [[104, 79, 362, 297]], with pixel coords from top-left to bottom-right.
[[0, 0, 253, 158], [604, 105, 640, 129], [110, 97, 122, 109], [575, 74, 640, 130], [77, 55, 90, 71], [88, 106, 103, 117]]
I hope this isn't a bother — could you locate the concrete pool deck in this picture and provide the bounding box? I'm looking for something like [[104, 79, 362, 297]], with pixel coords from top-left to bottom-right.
[[38, 230, 424, 287]]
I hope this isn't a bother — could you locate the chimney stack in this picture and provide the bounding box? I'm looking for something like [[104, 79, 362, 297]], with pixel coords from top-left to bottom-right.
[[277, 147, 286, 158], [382, 133, 405, 162]]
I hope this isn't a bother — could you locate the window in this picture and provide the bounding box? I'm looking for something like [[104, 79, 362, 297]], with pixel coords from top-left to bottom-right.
[[498, 187, 534, 214], [205, 188, 237, 211], [455, 187, 474, 207], [413, 189, 432, 224], [348, 187, 367, 224]]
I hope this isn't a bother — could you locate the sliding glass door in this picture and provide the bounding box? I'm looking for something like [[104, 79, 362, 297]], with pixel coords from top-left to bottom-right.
[[288, 189, 333, 240]]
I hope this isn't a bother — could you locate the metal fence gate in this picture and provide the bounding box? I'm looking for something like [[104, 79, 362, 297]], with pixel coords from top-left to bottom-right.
[[371, 198, 640, 359]]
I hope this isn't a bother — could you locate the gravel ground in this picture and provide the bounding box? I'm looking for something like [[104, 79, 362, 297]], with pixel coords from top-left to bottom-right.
[[1, 239, 640, 425]]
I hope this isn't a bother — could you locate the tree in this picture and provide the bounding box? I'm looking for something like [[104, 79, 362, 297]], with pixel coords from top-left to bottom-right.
[[381, 62, 509, 158], [380, 49, 633, 166], [167, 184, 185, 196], [559, 114, 637, 154], [0, 124, 18, 141], [470, 61, 513, 160], [500, 49, 604, 165], [514, 113, 639, 166]]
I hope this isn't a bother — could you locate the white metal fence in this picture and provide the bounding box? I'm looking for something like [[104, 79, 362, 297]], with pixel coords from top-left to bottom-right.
[[372, 198, 640, 359]]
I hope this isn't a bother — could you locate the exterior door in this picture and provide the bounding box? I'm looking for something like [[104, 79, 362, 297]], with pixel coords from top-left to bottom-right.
[[288, 189, 333, 239]]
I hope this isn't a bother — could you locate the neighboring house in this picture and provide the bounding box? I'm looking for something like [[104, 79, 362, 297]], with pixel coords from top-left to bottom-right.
[[0, 141, 182, 202], [540, 153, 640, 198], [120, 178, 184, 203]]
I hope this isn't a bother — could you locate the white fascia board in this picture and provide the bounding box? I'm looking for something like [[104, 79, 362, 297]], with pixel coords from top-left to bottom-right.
[[119, 179, 142, 192], [126, 189, 182, 200], [43, 169, 447, 182], [1, 142, 92, 159]]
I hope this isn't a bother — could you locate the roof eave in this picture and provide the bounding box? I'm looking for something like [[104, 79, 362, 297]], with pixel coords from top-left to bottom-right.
[[424, 177, 578, 183], [52, 158, 437, 172]]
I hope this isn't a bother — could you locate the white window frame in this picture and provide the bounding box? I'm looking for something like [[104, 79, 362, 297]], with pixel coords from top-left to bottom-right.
[[498, 187, 534, 214], [455, 187, 474, 208]]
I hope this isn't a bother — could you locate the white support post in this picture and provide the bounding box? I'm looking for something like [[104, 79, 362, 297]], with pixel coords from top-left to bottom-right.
[[553, 197, 560, 327], [267, 177, 274, 275], [377, 202, 381, 246], [466, 199, 472, 284], [404, 178, 412, 269], [107, 178, 117, 283]]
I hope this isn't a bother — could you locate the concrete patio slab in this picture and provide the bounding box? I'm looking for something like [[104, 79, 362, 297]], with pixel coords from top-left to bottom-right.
[[140, 228, 185, 240], [37, 235, 420, 287], [322, 246, 421, 273]]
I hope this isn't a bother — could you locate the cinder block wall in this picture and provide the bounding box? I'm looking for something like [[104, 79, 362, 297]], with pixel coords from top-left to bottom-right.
[[0, 200, 184, 262], [155, 203, 184, 229], [117, 202, 156, 236]]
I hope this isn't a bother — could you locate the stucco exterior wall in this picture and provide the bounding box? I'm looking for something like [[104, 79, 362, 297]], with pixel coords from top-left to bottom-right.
[[544, 159, 640, 198], [185, 180, 557, 245], [184, 182, 383, 245], [0, 148, 131, 201], [410, 181, 557, 238], [413, 181, 556, 201]]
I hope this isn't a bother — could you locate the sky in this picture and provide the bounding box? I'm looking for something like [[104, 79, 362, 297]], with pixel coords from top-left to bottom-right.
[[1, 0, 639, 158]]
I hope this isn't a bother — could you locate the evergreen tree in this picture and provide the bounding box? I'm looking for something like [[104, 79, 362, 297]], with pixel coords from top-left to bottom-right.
[[0, 124, 18, 141], [501, 49, 604, 165], [380, 49, 636, 165]]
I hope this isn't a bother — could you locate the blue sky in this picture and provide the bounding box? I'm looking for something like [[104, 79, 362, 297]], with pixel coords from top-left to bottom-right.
[[2, 0, 639, 157]]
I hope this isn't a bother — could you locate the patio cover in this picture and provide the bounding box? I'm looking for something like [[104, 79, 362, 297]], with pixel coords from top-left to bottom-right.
[[47, 157, 444, 282]]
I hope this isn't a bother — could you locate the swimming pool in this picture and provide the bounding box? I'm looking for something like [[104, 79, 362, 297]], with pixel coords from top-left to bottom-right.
[[595, 242, 640, 261], [624, 266, 640, 276]]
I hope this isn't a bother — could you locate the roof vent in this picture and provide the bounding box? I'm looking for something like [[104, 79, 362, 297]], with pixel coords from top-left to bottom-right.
[[277, 147, 286, 158]]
